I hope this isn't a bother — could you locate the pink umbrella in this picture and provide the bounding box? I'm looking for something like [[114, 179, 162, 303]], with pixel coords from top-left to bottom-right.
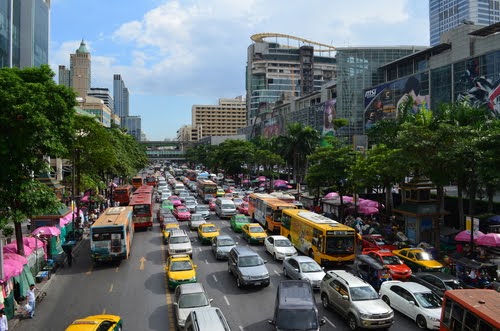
[[342, 196, 354, 203], [32, 226, 61, 236], [358, 199, 380, 208], [324, 192, 339, 200], [454, 230, 485, 242], [258, 176, 267, 182], [3, 243, 33, 256], [475, 233, 500, 247], [358, 206, 379, 215], [3, 253, 28, 265], [2, 262, 22, 281], [23, 236, 46, 250], [3, 259, 24, 276]]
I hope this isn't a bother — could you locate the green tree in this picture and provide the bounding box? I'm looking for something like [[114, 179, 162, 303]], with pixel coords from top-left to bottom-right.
[[0, 66, 76, 256]]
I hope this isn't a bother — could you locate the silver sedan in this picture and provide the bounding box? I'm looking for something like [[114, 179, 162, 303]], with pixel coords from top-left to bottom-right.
[[283, 256, 325, 290]]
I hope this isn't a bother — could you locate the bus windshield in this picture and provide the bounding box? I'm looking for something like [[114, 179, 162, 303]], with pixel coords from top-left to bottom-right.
[[133, 204, 151, 215], [325, 237, 355, 254]]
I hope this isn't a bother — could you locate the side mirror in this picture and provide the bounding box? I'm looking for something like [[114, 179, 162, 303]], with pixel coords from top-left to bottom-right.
[[409, 300, 416, 305], [342, 295, 349, 301], [173, 302, 178, 306], [264, 260, 268, 264], [194, 265, 197, 268], [209, 298, 214, 303], [268, 320, 275, 326], [319, 318, 326, 326]]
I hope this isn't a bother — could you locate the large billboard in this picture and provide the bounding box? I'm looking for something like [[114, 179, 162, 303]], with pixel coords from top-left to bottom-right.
[[363, 73, 430, 129], [323, 99, 336, 136]]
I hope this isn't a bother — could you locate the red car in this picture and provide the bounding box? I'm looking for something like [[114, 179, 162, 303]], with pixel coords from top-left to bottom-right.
[[364, 250, 412, 280], [208, 198, 216, 211], [168, 195, 182, 207], [362, 234, 397, 251], [173, 206, 191, 221], [237, 202, 249, 215]]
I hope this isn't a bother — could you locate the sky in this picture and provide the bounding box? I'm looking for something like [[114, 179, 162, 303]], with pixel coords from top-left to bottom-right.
[[50, 0, 430, 141]]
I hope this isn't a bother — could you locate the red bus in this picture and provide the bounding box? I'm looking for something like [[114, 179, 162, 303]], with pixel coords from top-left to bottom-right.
[[129, 192, 153, 229], [440, 289, 500, 331], [133, 185, 154, 197], [113, 185, 133, 206], [132, 176, 143, 189], [145, 175, 157, 187]]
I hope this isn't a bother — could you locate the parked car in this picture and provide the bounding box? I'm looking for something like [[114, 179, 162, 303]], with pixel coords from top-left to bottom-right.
[[283, 256, 325, 290], [241, 223, 267, 244], [409, 272, 466, 298], [211, 235, 236, 260], [264, 235, 297, 261], [392, 248, 444, 272], [173, 283, 212, 330], [230, 214, 250, 233], [173, 206, 191, 221], [197, 223, 220, 244], [188, 213, 206, 230], [379, 281, 442, 330], [364, 250, 412, 280], [320, 270, 394, 330]]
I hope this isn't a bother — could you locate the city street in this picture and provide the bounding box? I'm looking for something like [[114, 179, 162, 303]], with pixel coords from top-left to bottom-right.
[[14, 210, 426, 330]]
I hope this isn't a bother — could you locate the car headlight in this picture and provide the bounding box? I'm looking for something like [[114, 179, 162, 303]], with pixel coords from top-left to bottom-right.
[[428, 316, 439, 322], [241, 275, 251, 280], [189, 276, 197, 281], [359, 313, 370, 319]]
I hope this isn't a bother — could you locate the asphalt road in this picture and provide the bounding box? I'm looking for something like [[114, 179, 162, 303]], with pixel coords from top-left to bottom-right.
[[13, 206, 427, 331]]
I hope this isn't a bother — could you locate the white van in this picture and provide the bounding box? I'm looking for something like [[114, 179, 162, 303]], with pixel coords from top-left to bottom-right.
[[174, 182, 185, 195], [215, 198, 236, 219], [184, 307, 231, 331]]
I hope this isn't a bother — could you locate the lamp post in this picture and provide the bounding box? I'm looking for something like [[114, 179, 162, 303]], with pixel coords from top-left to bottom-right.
[[71, 148, 76, 240]]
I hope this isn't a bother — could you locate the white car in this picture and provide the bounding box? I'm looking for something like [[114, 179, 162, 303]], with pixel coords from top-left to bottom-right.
[[379, 281, 441, 330], [173, 283, 212, 329], [184, 197, 198, 212], [264, 235, 297, 261]]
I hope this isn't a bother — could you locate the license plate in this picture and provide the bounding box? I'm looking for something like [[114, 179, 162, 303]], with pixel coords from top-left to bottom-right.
[[254, 282, 261, 286]]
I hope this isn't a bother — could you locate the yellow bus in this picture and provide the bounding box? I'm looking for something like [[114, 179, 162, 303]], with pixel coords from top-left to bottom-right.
[[248, 193, 297, 233], [90, 207, 134, 263], [281, 209, 357, 266]]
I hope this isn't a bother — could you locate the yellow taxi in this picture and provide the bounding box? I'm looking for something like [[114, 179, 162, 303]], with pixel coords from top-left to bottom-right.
[[216, 188, 225, 197], [165, 254, 197, 290], [162, 223, 180, 244], [241, 223, 267, 244], [197, 223, 220, 244], [392, 247, 444, 272], [65, 314, 123, 331]]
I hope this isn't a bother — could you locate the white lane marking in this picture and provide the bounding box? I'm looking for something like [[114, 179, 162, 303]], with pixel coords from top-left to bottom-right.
[[205, 259, 208, 264], [238, 326, 244, 331], [273, 270, 280, 276], [224, 295, 230, 306], [213, 274, 218, 282], [324, 317, 336, 328]]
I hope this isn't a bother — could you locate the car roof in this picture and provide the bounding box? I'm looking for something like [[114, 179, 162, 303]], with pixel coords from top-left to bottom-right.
[[287, 255, 316, 263], [170, 254, 191, 261], [178, 282, 206, 294], [369, 250, 395, 256], [268, 235, 288, 240], [216, 235, 233, 240], [326, 270, 368, 287], [278, 280, 315, 307], [391, 281, 434, 293]]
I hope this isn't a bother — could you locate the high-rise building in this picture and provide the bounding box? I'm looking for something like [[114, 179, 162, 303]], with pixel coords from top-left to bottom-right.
[[429, 0, 500, 46], [246, 33, 336, 135], [88, 87, 114, 111], [190, 97, 247, 140], [58, 40, 91, 97], [122, 116, 141, 141], [113, 74, 129, 118], [0, 0, 50, 68]]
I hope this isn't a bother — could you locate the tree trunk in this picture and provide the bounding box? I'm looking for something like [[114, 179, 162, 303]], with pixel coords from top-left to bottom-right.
[[457, 185, 465, 229], [15, 221, 25, 256]]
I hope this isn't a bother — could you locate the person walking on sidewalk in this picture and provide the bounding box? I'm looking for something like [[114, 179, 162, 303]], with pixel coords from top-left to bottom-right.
[[0, 309, 8, 330], [26, 284, 38, 318]]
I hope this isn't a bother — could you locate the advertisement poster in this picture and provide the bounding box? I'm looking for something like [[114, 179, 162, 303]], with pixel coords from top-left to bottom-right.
[[364, 74, 430, 129], [323, 99, 336, 136]]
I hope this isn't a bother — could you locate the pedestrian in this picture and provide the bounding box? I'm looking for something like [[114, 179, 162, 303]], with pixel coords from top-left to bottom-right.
[[26, 284, 38, 318], [0, 309, 7, 330]]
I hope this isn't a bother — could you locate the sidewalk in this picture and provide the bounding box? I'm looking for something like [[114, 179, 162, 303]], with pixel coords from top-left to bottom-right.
[[9, 224, 88, 330]]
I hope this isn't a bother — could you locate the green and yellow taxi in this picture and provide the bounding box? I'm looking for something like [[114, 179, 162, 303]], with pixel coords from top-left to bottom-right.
[[216, 187, 225, 197], [392, 247, 444, 272], [165, 254, 197, 290], [230, 214, 250, 233], [163, 222, 180, 244], [197, 223, 220, 244], [65, 314, 123, 331], [241, 223, 267, 244], [160, 199, 175, 211]]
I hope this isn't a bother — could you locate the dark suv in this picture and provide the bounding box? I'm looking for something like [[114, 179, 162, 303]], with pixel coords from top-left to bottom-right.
[[228, 246, 270, 288], [268, 280, 325, 331]]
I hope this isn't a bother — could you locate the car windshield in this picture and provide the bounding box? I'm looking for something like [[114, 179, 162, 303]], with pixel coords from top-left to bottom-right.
[[177, 208, 188, 212], [218, 239, 235, 246], [443, 280, 464, 290], [178, 293, 209, 308], [382, 255, 403, 265], [170, 236, 189, 244], [275, 239, 292, 247], [276, 309, 318, 330], [170, 261, 192, 271], [414, 292, 442, 309], [235, 216, 249, 223], [239, 256, 263, 267], [350, 286, 379, 301], [202, 226, 217, 233], [249, 226, 264, 233], [197, 206, 209, 211], [300, 262, 322, 273], [415, 252, 433, 261]]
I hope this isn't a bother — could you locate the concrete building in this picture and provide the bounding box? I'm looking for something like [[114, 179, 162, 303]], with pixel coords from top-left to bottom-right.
[[0, 0, 50, 68], [246, 33, 336, 138], [430, 0, 500, 46], [177, 125, 198, 142], [190, 97, 247, 140], [88, 87, 114, 111], [113, 74, 129, 119], [58, 40, 92, 98], [77, 96, 113, 127], [122, 116, 142, 141]]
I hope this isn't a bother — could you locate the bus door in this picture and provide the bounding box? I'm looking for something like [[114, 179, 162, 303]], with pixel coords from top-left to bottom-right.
[[110, 233, 122, 254]]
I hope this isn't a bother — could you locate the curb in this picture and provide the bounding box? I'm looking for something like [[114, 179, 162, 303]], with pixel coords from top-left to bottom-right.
[[9, 234, 87, 330]]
